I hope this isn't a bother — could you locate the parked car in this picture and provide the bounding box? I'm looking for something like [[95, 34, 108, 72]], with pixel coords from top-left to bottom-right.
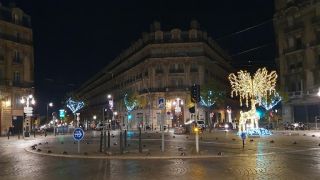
[[95, 123, 105, 130], [285, 122, 307, 130]]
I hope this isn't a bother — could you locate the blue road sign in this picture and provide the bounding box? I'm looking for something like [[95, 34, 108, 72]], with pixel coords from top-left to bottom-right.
[[158, 97, 165, 109], [73, 128, 84, 141]]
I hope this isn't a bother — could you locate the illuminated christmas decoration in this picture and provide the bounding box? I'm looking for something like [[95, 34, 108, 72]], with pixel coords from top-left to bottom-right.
[[257, 92, 282, 111], [229, 68, 277, 134], [200, 90, 216, 107], [66, 98, 85, 114], [124, 93, 137, 112]]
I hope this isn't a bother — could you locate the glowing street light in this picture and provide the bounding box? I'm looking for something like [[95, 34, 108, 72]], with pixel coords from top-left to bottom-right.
[[21, 94, 36, 137]]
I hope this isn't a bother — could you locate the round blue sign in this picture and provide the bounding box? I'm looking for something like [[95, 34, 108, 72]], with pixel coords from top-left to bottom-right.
[[73, 128, 84, 141]]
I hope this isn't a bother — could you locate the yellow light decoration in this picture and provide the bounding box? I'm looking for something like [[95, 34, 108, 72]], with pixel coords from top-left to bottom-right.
[[229, 68, 277, 132]]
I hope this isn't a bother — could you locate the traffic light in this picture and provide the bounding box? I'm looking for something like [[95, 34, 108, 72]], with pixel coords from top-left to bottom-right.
[[191, 84, 200, 103], [189, 106, 195, 113]]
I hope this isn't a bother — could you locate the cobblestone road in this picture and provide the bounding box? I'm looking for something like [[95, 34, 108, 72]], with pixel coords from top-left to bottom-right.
[[1, 130, 320, 180]]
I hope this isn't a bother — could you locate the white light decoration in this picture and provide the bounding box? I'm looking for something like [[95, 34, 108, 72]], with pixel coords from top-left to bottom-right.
[[66, 98, 85, 114], [257, 92, 282, 111], [229, 68, 277, 134], [200, 90, 219, 108]]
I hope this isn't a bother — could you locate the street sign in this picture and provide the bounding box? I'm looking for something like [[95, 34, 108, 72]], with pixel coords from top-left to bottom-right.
[[158, 97, 165, 109], [59, 109, 65, 118], [73, 128, 84, 141]]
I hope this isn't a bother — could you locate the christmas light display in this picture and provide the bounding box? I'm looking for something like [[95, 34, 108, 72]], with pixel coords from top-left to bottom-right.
[[66, 98, 85, 114], [124, 93, 137, 112], [200, 90, 216, 107], [258, 92, 282, 111], [229, 68, 277, 135]]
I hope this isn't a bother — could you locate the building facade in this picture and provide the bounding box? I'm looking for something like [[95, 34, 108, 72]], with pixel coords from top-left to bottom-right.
[[0, 4, 34, 135], [274, 0, 320, 124], [75, 21, 234, 130]]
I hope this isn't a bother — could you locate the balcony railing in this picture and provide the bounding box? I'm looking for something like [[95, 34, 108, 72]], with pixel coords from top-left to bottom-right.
[[139, 85, 190, 94], [169, 69, 184, 73], [288, 87, 320, 99], [0, 33, 33, 45], [283, 44, 305, 54], [0, 7, 31, 27], [12, 81, 34, 88], [284, 22, 304, 33]]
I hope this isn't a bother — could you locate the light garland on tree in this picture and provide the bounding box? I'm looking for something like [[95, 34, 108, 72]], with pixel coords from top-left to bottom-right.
[[229, 68, 277, 107], [229, 68, 277, 134], [124, 93, 137, 112], [200, 90, 216, 107]]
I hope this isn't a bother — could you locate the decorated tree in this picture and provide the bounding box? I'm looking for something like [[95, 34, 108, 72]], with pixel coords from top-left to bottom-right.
[[199, 81, 226, 125]]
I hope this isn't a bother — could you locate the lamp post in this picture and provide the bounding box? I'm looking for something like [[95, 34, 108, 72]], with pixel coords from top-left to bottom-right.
[[46, 102, 53, 123], [20, 94, 35, 137], [316, 88, 320, 130]]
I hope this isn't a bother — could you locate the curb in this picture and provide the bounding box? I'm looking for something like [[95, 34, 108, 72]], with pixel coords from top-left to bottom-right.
[[25, 146, 320, 160]]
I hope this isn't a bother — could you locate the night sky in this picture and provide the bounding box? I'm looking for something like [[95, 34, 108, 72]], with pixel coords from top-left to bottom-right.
[[3, 0, 275, 115]]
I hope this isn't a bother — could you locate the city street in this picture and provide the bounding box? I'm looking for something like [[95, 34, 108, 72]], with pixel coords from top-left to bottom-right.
[[1, 130, 320, 180]]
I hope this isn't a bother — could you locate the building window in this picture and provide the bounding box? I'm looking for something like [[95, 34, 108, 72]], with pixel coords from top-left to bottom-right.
[[15, 94, 23, 108], [13, 71, 20, 82], [0, 68, 3, 82], [155, 64, 163, 74], [13, 50, 21, 63], [287, 16, 293, 27], [0, 47, 4, 63], [190, 63, 198, 72], [288, 37, 294, 48], [169, 63, 184, 73], [296, 37, 302, 49], [13, 13, 20, 24]]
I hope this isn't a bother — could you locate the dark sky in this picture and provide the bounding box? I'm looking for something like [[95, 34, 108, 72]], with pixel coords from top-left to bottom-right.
[[3, 0, 275, 115]]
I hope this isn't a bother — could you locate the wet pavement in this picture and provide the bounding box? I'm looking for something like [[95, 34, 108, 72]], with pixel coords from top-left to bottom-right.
[[1, 130, 320, 180]]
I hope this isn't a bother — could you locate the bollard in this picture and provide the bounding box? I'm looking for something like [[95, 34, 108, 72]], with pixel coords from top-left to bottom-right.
[[99, 131, 103, 152], [34, 130, 36, 138], [103, 130, 106, 153], [124, 130, 127, 148], [139, 127, 142, 153], [120, 131, 123, 154], [107, 130, 110, 148]]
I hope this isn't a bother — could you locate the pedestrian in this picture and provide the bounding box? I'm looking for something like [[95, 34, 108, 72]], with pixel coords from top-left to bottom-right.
[[44, 129, 47, 137], [7, 128, 10, 139]]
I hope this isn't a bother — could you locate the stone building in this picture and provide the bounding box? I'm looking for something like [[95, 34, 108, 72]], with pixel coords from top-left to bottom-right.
[[0, 4, 34, 135], [274, 0, 320, 124], [75, 21, 234, 130]]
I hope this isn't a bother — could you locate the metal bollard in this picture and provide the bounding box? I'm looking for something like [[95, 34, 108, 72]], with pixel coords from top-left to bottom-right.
[[99, 131, 103, 152], [108, 130, 110, 148], [139, 127, 142, 153]]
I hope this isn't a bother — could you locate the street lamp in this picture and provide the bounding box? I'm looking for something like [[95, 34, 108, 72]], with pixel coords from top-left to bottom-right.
[[46, 102, 53, 123], [20, 94, 35, 137]]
